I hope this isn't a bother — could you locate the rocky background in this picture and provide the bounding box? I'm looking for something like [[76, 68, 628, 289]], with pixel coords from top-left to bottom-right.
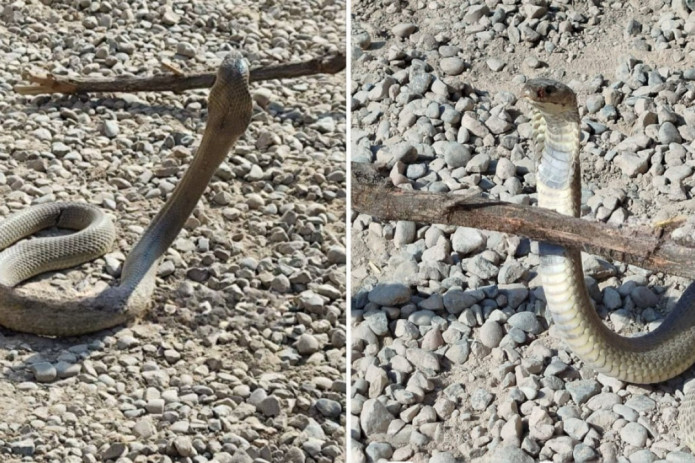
[[0, 0, 346, 462], [351, 0, 695, 462]]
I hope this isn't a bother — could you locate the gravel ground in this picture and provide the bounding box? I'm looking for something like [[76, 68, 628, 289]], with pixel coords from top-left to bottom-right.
[[350, 0, 695, 462], [0, 1, 346, 462]]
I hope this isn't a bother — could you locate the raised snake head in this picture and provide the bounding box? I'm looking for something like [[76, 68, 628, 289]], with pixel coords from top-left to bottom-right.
[[521, 78, 577, 115]]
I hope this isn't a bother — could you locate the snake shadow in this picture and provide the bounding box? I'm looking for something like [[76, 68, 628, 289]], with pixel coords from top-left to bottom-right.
[[0, 283, 233, 385], [0, 327, 115, 383], [21, 94, 207, 126], [20, 93, 335, 137], [0, 251, 279, 386]]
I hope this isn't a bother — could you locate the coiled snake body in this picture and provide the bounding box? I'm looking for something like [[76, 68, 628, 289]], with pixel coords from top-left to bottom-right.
[[523, 78, 695, 450], [0, 52, 252, 337]]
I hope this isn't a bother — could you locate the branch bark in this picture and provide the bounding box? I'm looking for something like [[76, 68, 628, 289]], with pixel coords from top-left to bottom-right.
[[352, 162, 695, 280], [14, 51, 345, 95]]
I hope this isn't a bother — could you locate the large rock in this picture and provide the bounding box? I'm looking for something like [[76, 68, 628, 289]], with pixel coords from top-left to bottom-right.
[[360, 399, 394, 434], [368, 284, 411, 306]]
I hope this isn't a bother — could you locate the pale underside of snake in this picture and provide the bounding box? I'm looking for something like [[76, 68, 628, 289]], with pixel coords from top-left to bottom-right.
[[522, 78, 695, 451], [0, 51, 252, 337]]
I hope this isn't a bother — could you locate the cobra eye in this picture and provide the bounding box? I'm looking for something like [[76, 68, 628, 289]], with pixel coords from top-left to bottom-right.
[[536, 85, 554, 99]]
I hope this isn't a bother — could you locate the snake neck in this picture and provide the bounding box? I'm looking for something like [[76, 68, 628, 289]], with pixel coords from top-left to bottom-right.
[[120, 64, 253, 287], [120, 115, 249, 287], [533, 102, 695, 384], [534, 108, 581, 217]]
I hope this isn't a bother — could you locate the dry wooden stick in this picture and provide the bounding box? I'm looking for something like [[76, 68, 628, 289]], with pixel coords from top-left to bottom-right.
[[352, 163, 695, 280], [14, 51, 345, 95]]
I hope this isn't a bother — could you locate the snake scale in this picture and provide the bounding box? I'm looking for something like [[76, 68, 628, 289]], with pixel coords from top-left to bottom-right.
[[523, 78, 695, 451], [0, 51, 252, 337]]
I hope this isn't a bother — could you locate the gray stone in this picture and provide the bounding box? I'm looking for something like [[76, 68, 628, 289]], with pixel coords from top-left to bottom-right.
[[573, 443, 598, 462], [421, 237, 450, 263], [630, 286, 659, 308], [665, 451, 695, 463], [161, 9, 180, 26], [393, 220, 417, 247], [603, 287, 622, 310], [467, 153, 490, 173], [664, 165, 693, 183], [258, 396, 281, 417], [587, 392, 621, 411], [315, 398, 341, 419], [470, 388, 494, 411], [440, 57, 465, 75], [368, 284, 411, 306], [479, 320, 503, 348], [443, 289, 480, 313], [444, 341, 470, 364], [620, 421, 648, 447], [625, 395, 656, 412], [464, 5, 489, 23], [524, 56, 542, 69], [31, 362, 57, 383], [360, 399, 394, 434], [133, 417, 157, 438], [498, 262, 526, 284], [389, 142, 418, 165], [410, 73, 434, 95], [409, 310, 436, 326], [614, 153, 649, 177], [296, 334, 320, 354], [628, 449, 657, 463], [392, 23, 417, 38], [406, 348, 440, 371], [563, 417, 589, 440], [566, 379, 600, 404], [495, 157, 516, 180], [467, 255, 498, 279], [660, 121, 682, 144], [429, 452, 457, 463], [176, 41, 196, 57], [599, 105, 618, 122], [486, 58, 505, 72], [101, 443, 127, 460], [502, 284, 530, 309], [51, 142, 70, 156], [524, 3, 547, 18], [461, 113, 490, 138], [625, 19, 642, 36], [366, 442, 393, 460], [451, 227, 485, 255], [10, 439, 35, 456], [421, 328, 445, 350], [365, 310, 389, 336], [486, 446, 534, 463], [507, 312, 542, 334], [174, 437, 196, 457], [586, 94, 605, 113], [486, 116, 513, 134], [102, 120, 119, 138], [438, 142, 471, 168]]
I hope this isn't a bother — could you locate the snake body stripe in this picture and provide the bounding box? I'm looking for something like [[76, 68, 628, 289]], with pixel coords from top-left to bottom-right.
[[0, 51, 252, 337], [523, 78, 695, 450]]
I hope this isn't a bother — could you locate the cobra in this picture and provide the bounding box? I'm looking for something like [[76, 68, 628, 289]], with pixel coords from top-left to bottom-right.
[[0, 51, 252, 337], [523, 77, 695, 450]]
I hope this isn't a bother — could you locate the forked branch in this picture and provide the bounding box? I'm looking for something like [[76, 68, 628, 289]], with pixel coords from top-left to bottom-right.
[[352, 162, 695, 280], [14, 51, 345, 95]]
